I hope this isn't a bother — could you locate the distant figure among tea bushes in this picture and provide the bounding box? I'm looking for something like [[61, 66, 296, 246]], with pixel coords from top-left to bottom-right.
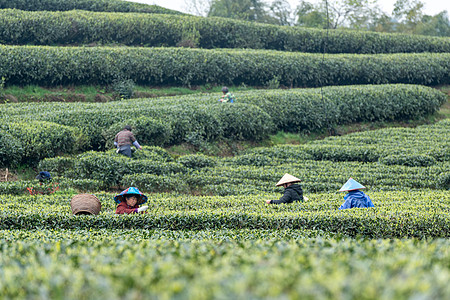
[[114, 125, 142, 158], [338, 178, 374, 210], [218, 86, 235, 103], [115, 187, 148, 214], [266, 173, 304, 204]]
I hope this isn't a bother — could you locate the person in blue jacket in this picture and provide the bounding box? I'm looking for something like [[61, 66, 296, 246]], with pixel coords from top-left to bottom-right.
[[338, 178, 374, 210]]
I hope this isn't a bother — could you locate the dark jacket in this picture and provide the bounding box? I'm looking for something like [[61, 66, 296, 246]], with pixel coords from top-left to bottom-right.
[[270, 184, 303, 204]]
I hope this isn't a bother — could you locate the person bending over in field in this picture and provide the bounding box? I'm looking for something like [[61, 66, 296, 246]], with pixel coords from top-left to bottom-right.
[[338, 178, 374, 210], [115, 187, 148, 214], [266, 173, 304, 204], [218, 86, 235, 103], [114, 125, 142, 158]]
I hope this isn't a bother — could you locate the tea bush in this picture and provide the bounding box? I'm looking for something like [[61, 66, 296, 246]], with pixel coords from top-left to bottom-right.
[[0, 0, 181, 14], [0, 129, 23, 167], [1, 9, 449, 54], [1, 46, 448, 87]]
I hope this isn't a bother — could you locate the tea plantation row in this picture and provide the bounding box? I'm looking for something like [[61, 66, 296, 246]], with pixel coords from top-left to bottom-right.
[[19, 118, 447, 193], [1, 190, 448, 238], [1, 45, 449, 87], [0, 237, 448, 299], [2, 8, 449, 53], [0, 0, 180, 14], [0, 85, 445, 166]]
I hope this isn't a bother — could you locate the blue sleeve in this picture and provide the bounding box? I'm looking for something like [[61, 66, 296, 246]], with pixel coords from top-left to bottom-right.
[[339, 195, 352, 210], [114, 141, 118, 147], [133, 141, 141, 149], [338, 199, 351, 210], [366, 195, 374, 207]]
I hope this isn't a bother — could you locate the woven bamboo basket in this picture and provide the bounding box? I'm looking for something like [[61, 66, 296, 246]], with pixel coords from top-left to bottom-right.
[[70, 194, 101, 215]]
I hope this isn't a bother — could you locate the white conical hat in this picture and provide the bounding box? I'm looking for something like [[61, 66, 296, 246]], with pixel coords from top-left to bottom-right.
[[276, 173, 302, 186], [338, 178, 366, 192]]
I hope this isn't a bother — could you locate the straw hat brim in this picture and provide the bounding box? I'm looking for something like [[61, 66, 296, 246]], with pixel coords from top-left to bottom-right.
[[276, 173, 302, 186]]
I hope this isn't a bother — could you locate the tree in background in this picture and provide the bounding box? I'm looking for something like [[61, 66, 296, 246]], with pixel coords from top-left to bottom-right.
[[295, 0, 383, 29], [268, 0, 295, 26], [184, 0, 449, 36], [207, 0, 272, 23]]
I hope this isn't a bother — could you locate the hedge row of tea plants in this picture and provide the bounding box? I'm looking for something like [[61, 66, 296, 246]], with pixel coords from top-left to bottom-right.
[[36, 149, 450, 193], [0, 120, 87, 166], [0, 85, 445, 155], [0, 177, 105, 195], [0, 0, 181, 14], [0, 237, 448, 299], [32, 119, 450, 192], [1, 45, 449, 87], [1, 8, 449, 54], [0, 191, 448, 238]]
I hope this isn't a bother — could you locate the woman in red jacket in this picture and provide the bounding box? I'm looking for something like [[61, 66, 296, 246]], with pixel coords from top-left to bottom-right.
[[114, 187, 148, 214]]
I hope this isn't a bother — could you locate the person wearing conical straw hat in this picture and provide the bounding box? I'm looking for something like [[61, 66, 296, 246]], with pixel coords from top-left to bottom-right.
[[266, 173, 304, 204], [114, 187, 149, 214], [338, 178, 374, 210]]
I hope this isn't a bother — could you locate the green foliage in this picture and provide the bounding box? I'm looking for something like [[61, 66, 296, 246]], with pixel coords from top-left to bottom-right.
[[177, 154, 217, 169], [0, 129, 23, 167], [0, 85, 445, 152], [0, 0, 182, 14], [0, 9, 448, 53], [0, 121, 86, 165], [110, 78, 134, 99], [71, 151, 187, 186], [122, 173, 188, 193], [103, 117, 172, 148], [212, 103, 274, 140], [437, 172, 450, 189], [0, 45, 449, 87], [0, 191, 449, 238], [0, 236, 448, 299], [379, 154, 437, 167], [0, 178, 104, 195]]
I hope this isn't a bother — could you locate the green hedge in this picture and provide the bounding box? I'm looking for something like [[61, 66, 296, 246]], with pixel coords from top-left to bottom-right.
[[0, 129, 23, 167], [1, 190, 449, 238], [0, 120, 86, 165], [0, 178, 105, 195], [0, 0, 181, 14], [102, 117, 172, 148], [72, 151, 187, 186], [0, 46, 448, 87], [1, 85, 446, 150], [0, 238, 448, 299], [1, 9, 449, 54]]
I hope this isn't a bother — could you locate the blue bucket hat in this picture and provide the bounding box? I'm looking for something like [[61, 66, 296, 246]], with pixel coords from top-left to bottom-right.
[[339, 178, 366, 192], [114, 187, 148, 205]]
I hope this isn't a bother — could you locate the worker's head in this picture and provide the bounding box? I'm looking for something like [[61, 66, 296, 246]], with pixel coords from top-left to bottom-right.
[[283, 182, 293, 189], [114, 187, 148, 205], [125, 194, 138, 207], [221, 86, 229, 94], [123, 125, 132, 131]]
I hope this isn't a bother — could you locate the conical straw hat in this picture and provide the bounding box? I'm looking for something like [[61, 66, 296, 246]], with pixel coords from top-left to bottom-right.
[[338, 178, 366, 192], [276, 173, 302, 186], [114, 187, 148, 205]]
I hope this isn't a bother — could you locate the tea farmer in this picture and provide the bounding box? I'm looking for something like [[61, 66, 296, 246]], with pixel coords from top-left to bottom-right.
[[219, 86, 235, 103], [338, 178, 374, 210], [36, 171, 52, 182], [114, 125, 142, 158], [266, 173, 304, 204], [115, 187, 149, 214]]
